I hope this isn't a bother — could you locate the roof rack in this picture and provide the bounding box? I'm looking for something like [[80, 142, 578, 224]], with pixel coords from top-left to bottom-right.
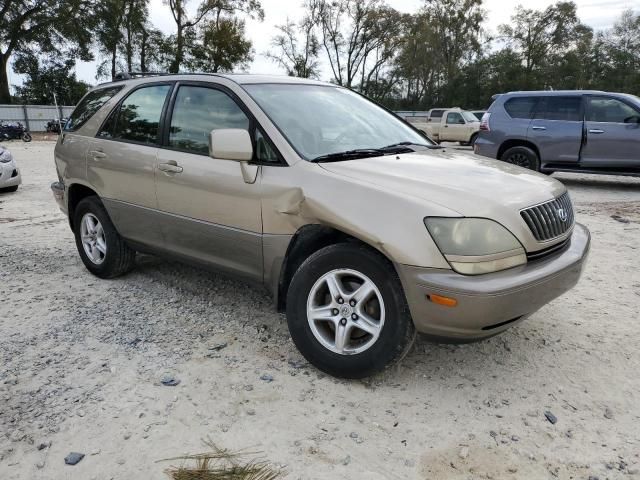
[[113, 71, 172, 80]]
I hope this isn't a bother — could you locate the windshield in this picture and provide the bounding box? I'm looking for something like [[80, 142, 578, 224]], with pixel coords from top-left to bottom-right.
[[462, 111, 479, 122], [244, 84, 432, 160]]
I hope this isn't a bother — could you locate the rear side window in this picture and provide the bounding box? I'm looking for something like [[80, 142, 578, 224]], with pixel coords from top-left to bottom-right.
[[587, 97, 640, 123], [169, 85, 250, 154], [535, 96, 582, 121], [65, 86, 123, 132], [107, 84, 172, 144], [504, 97, 538, 119], [430, 110, 445, 119]]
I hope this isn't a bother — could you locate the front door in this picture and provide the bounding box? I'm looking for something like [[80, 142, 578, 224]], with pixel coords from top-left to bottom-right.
[[154, 83, 263, 282], [527, 96, 583, 165], [87, 83, 173, 249], [443, 111, 467, 141], [581, 96, 640, 168]]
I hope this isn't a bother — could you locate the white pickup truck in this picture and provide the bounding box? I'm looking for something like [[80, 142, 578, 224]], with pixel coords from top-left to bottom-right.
[[407, 109, 480, 145]]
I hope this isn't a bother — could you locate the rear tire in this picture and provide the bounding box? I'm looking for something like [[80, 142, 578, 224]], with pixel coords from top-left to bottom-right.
[[73, 196, 136, 278], [286, 243, 416, 379], [0, 185, 18, 193], [501, 146, 540, 171]]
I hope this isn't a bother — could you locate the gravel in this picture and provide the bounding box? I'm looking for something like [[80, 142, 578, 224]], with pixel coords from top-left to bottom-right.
[[1, 142, 639, 479]]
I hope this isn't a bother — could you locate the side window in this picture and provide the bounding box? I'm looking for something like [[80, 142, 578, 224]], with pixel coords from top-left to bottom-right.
[[112, 84, 171, 144], [430, 110, 445, 120], [504, 97, 538, 119], [535, 96, 582, 121], [65, 86, 123, 132], [255, 129, 279, 163], [587, 97, 640, 123], [446, 112, 464, 124], [169, 85, 250, 154]]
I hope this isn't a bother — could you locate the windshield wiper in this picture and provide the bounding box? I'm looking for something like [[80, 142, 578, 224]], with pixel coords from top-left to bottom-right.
[[381, 141, 443, 150], [311, 148, 389, 163]]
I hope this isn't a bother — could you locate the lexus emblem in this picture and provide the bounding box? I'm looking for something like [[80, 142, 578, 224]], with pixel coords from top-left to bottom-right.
[[557, 208, 568, 222]]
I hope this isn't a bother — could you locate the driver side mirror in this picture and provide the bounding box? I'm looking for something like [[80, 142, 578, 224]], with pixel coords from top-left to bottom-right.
[[209, 129, 253, 161], [624, 115, 640, 124]]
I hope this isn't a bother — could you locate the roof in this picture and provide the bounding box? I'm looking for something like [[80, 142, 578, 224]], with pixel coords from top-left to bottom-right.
[[97, 72, 332, 88]]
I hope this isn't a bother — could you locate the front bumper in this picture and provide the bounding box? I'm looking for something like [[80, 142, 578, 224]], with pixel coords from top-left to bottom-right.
[[397, 223, 590, 341], [0, 162, 21, 188]]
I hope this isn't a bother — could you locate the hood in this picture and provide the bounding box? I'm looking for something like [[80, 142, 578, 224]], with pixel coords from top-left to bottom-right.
[[318, 148, 566, 218]]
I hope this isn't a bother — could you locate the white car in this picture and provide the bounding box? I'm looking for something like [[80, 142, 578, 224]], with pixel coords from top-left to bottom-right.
[[0, 145, 21, 192]]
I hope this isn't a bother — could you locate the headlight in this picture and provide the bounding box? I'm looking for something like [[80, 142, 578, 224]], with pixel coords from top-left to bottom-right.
[[424, 217, 526, 275], [0, 149, 11, 163]]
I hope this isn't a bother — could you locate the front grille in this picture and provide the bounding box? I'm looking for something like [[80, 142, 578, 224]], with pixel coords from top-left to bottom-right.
[[521, 192, 574, 242]]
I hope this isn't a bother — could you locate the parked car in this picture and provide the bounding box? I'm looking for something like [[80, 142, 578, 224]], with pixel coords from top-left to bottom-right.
[[0, 121, 32, 142], [475, 90, 640, 175], [51, 74, 590, 378], [470, 110, 486, 121], [426, 107, 457, 123], [422, 108, 480, 145], [0, 145, 21, 192]]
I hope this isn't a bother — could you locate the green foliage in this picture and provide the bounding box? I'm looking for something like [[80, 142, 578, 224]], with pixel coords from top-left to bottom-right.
[[13, 53, 90, 105], [0, 0, 96, 103]]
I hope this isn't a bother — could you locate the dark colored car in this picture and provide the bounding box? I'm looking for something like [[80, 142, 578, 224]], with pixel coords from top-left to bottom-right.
[[475, 91, 640, 176]]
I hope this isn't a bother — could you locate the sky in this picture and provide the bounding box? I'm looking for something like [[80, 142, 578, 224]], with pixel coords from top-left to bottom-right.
[[6, 0, 638, 92]]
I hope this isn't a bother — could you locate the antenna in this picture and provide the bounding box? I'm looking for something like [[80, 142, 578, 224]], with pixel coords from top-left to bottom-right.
[[53, 91, 63, 134]]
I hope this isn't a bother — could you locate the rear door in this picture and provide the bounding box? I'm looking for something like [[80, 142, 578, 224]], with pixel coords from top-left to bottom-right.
[[581, 96, 640, 168], [527, 95, 583, 165], [87, 82, 173, 249]]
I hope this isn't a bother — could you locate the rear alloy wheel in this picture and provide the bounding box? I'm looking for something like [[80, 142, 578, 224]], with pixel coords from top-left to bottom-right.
[[73, 196, 136, 278], [286, 243, 415, 378], [501, 146, 540, 171]]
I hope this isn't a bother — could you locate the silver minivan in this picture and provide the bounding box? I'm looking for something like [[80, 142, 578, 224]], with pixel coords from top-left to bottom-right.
[[475, 90, 640, 176]]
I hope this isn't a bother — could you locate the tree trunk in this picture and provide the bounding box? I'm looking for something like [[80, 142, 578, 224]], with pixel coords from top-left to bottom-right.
[[140, 30, 147, 72], [111, 46, 117, 80], [0, 53, 11, 104], [170, 23, 183, 73]]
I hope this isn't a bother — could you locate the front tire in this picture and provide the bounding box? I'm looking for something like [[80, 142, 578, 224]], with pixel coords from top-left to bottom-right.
[[0, 185, 18, 193], [286, 243, 415, 379], [22, 132, 32, 142], [73, 196, 135, 278], [501, 145, 540, 171]]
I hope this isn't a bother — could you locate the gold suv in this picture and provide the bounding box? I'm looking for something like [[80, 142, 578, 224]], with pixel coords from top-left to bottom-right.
[[51, 74, 590, 378]]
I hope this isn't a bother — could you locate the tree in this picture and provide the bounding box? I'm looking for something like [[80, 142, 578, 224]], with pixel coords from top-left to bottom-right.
[[187, 17, 253, 72], [0, 0, 95, 103], [166, 0, 263, 73], [13, 52, 90, 105], [95, 0, 128, 80], [266, 15, 320, 78], [499, 1, 588, 88]]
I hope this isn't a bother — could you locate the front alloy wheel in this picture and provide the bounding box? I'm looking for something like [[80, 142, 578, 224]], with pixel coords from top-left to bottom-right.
[[307, 269, 385, 355], [287, 243, 415, 378]]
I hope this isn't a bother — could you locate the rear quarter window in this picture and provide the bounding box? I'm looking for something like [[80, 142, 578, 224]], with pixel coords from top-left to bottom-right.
[[65, 86, 123, 132], [504, 97, 538, 119]]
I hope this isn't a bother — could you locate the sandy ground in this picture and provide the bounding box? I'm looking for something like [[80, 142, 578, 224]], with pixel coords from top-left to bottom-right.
[[0, 141, 639, 480]]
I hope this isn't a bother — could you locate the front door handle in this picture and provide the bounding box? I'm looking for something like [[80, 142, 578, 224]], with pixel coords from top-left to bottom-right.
[[158, 161, 183, 173], [589, 129, 605, 134], [531, 126, 546, 131], [89, 150, 106, 159]]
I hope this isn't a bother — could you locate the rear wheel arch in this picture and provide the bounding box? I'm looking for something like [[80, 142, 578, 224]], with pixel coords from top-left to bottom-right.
[[67, 183, 99, 231], [497, 139, 540, 161]]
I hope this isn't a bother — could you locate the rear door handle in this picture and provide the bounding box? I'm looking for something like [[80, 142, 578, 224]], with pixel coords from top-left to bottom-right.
[[589, 129, 605, 134], [531, 126, 546, 131], [89, 150, 106, 159], [158, 162, 183, 173]]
